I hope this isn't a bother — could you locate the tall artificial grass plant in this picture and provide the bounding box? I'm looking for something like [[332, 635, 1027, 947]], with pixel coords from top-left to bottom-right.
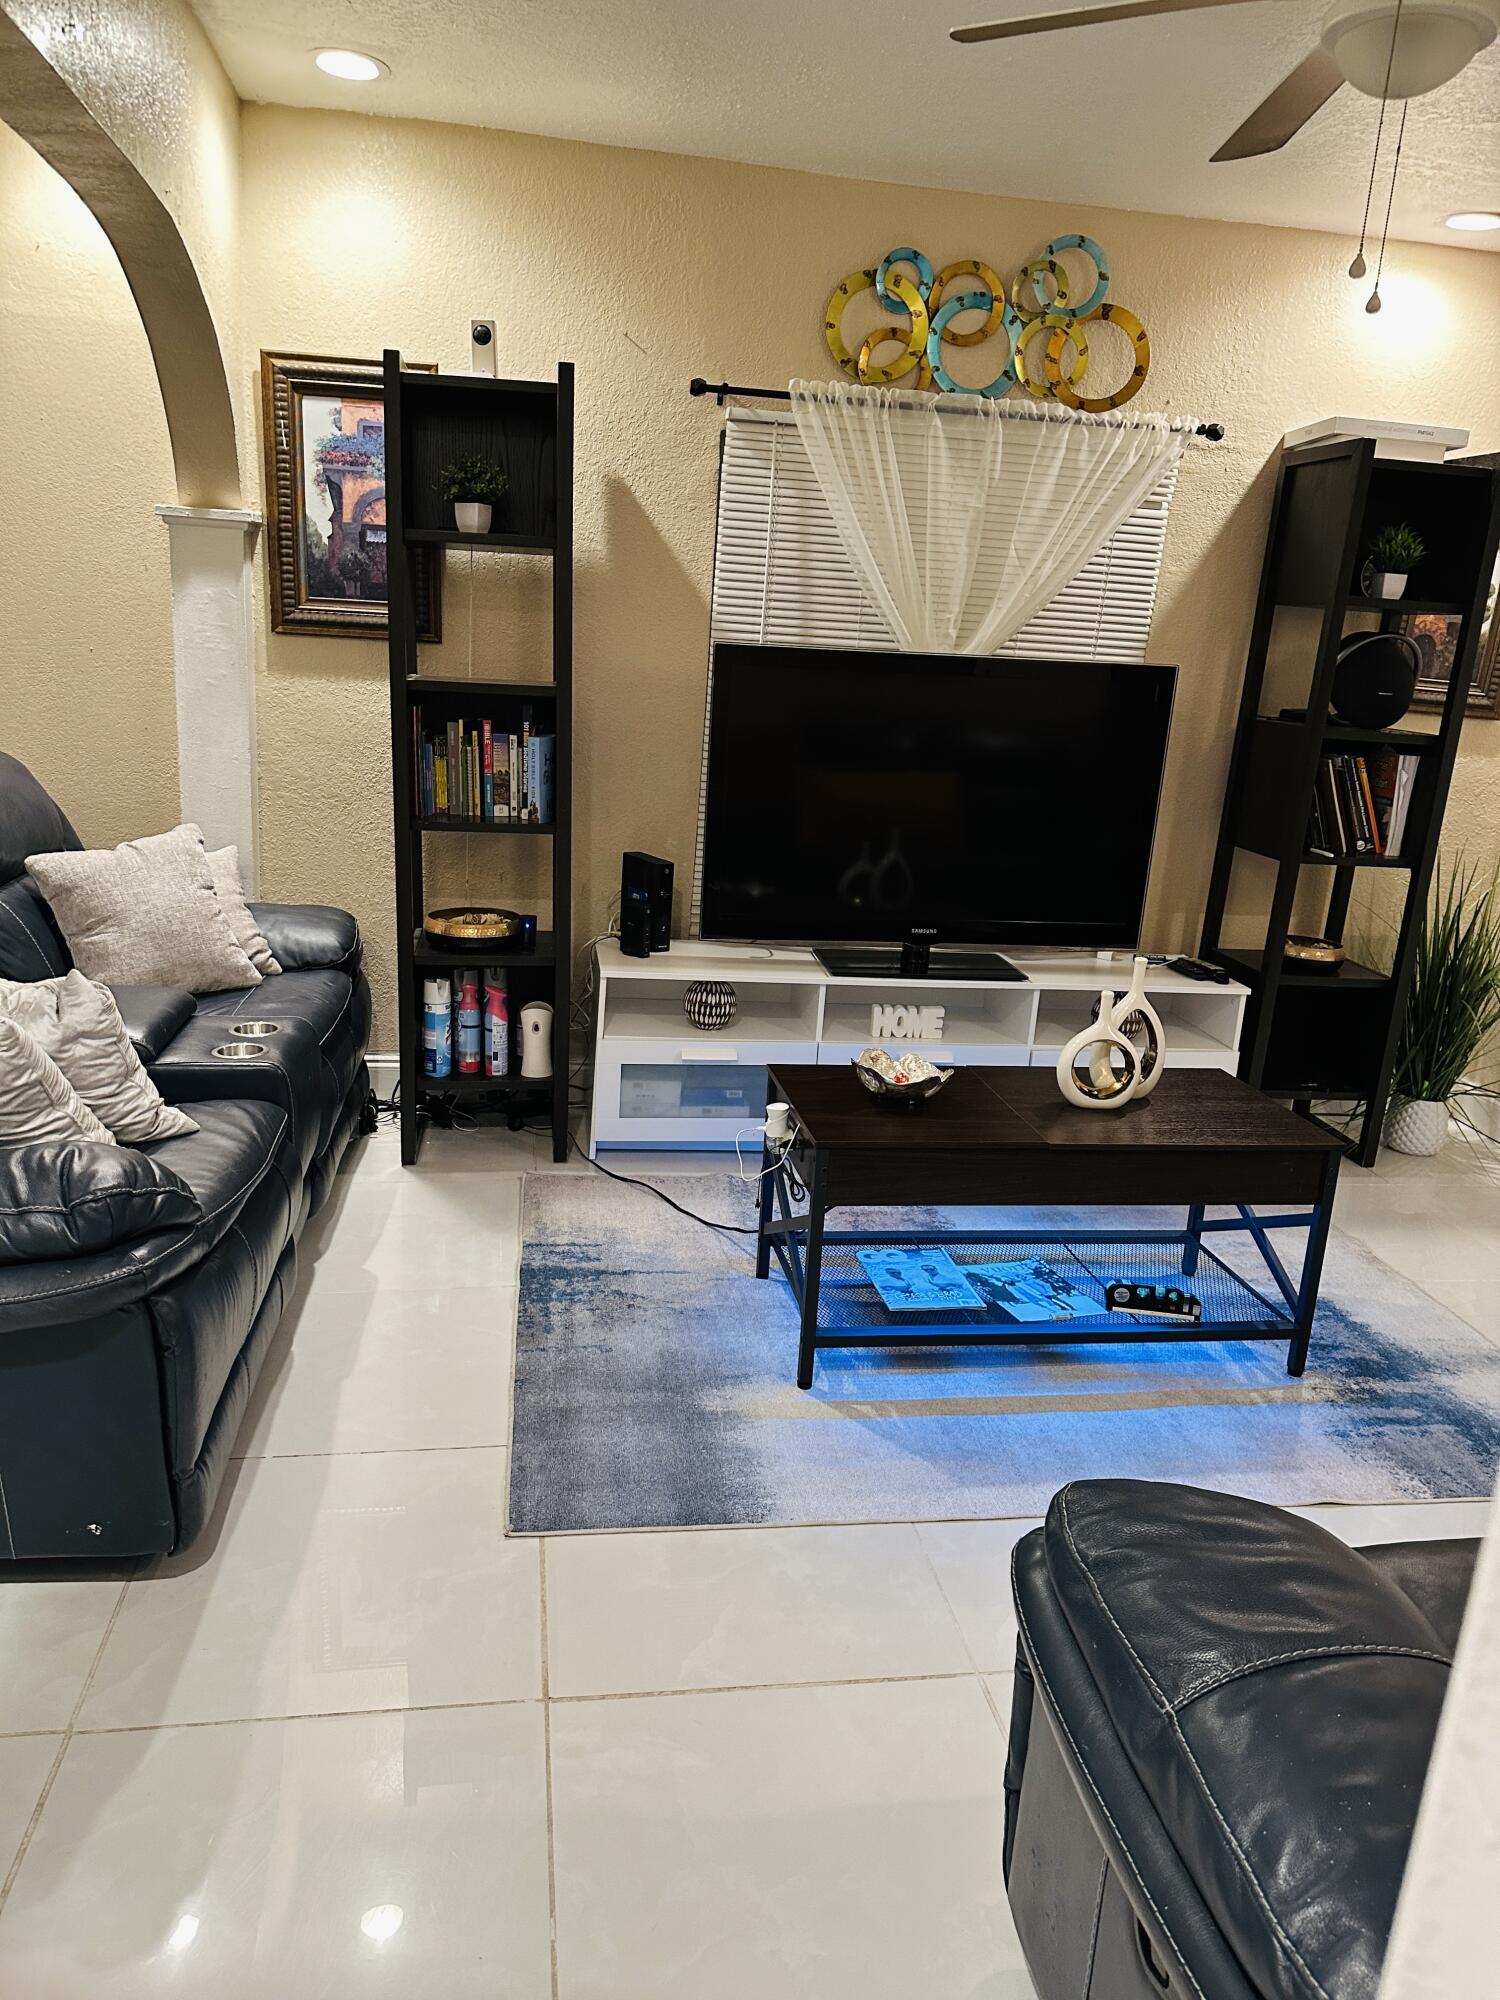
[[1387, 857, 1500, 1154]]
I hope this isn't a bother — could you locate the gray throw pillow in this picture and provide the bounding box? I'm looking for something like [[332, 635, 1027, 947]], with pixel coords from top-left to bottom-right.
[[206, 847, 281, 976], [0, 972, 198, 1144], [26, 824, 261, 994], [0, 1016, 115, 1147]]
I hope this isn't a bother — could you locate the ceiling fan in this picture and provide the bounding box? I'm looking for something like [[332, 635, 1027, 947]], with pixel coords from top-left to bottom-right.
[[951, 0, 1500, 160]]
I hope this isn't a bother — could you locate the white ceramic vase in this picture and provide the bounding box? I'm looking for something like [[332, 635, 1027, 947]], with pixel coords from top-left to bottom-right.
[[453, 501, 492, 534], [520, 1000, 553, 1079], [1385, 1096, 1448, 1156], [1057, 988, 1141, 1111], [1089, 955, 1166, 1101]]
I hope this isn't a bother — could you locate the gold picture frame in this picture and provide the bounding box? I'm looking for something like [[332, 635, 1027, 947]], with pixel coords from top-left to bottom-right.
[[260, 351, 441, 640]]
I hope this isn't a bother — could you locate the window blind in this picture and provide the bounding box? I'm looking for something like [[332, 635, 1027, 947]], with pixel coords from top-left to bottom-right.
[[690, 406, 1182, 932]]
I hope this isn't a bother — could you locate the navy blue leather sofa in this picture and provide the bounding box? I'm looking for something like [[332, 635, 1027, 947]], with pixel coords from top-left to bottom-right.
[[0, 754, 373, 1560]]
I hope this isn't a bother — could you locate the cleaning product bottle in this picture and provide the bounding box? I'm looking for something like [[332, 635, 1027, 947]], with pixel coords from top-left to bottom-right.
[[456, 969, 481, 1074], [484, 970, 510, 1077], [422, 976, 452, 1077]]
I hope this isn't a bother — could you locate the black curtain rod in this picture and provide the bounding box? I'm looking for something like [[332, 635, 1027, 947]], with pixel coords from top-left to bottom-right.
[[688, 377, 1225, 441]]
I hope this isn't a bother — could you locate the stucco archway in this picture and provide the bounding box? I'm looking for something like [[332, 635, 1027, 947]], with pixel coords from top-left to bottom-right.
[[0, 6, 239, 507]]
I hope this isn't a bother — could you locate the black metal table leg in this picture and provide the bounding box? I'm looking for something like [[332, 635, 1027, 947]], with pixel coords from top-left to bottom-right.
[[754, 1135, 774, 1279], [795, 1148, 828, 1390], [1287, 1151, 1340, 1376], [1183, 1203, 1205, 1277]]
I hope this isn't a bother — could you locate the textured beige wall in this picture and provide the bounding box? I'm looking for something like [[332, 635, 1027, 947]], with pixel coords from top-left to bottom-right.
[[0, 120, 180, 844], [238, 104, 1500, 1047]]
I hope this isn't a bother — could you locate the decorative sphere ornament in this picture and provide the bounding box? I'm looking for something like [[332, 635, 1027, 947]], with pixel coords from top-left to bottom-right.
[[683, 980, 737, 1032], [1348, 251, 1367, 278]]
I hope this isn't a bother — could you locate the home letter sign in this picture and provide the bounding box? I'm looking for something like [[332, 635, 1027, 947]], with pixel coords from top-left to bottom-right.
[[871, 1003, 946, 1041]]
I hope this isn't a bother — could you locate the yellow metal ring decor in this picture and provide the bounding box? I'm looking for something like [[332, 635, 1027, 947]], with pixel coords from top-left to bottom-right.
[[823, 267, 878, 373], [1046, 301, 1151, 411], [1016, 311, 1088, 398], [821, 238, 1149, 410], [857, 274, 930, 383], [1015, 257, 1070, 317], [930, 259, 1005, 344]]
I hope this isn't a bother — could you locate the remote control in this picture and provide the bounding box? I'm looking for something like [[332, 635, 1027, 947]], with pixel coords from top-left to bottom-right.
[[1104, 1282, 1202, 1322], [1166, 956, 1231, 985]]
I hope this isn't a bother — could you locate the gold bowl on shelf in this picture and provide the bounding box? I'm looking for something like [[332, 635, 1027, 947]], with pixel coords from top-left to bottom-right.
[[422, 906, 523, 951]]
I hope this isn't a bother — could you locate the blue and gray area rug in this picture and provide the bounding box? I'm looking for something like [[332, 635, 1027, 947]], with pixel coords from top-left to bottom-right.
[[508, 1173, 1500, 1533]]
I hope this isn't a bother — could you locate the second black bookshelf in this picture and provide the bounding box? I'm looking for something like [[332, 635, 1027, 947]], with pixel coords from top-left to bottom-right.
[[384, 352, 574, 1165]]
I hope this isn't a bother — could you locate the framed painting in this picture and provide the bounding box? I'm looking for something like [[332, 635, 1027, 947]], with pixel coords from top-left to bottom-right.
[[1406, 451, 1500, 718], [260, 351, 441, 640]]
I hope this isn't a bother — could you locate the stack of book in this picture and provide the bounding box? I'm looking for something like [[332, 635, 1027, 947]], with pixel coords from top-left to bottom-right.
[[412, 704, 556, 825], [1306, 748, 1420, 860]]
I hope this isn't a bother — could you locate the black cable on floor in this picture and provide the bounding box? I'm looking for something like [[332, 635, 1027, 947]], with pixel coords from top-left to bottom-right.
[[524, 1122, 767, 1237]]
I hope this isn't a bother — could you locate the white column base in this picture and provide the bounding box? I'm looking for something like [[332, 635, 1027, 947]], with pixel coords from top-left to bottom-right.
[[155, 505, 262, 888]]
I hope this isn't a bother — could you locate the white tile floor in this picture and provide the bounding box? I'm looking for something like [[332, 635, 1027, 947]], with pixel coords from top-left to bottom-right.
[[0, 1115, 1494, 1997]]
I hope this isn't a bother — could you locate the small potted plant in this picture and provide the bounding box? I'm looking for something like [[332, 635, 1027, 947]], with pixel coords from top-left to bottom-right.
[[440, 454, 507, 535], [1362, 522, 1425, 602], [1386, 856, 1500, 1156]]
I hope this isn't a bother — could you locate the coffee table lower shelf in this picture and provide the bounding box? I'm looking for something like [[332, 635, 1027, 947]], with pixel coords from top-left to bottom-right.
[[756, 1194, 1322, 1389]]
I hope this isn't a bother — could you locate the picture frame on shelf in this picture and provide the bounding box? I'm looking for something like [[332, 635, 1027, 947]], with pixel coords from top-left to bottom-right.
[[260, 351, 442, 641], [1402, 596, 1499, 718]]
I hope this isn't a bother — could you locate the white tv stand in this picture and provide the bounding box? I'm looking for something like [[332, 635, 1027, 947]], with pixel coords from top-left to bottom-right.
[[587, 940, 1248, 1155]]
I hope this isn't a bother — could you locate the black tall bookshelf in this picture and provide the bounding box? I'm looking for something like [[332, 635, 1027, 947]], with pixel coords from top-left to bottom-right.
[[384, 352, 574, 1165], [1200, 439, 1500, 1167]]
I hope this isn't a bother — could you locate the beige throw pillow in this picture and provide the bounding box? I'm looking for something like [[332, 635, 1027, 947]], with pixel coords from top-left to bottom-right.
[[26, 824, 261, 994], [206, 847, 281, 976], [0, 1016, 116, 1147], [0, 972, 198, 1143]]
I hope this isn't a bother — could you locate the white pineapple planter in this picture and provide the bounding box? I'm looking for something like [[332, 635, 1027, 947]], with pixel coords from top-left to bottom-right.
[[1385, 1097, 1449, 1157]]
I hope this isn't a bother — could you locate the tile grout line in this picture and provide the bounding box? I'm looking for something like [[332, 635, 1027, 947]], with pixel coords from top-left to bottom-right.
[[910, 1522, 995, 1679], [539, 1539, 562, 2000], [0, 1574, 131, 1915]]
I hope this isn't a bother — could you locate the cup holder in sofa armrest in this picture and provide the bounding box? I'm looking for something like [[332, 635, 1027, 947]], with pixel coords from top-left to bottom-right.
[[229, 1021, 281, 1038], [211, 1041, 268, 1060]]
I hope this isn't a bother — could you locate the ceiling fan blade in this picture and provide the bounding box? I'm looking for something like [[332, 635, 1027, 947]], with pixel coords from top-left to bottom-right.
[[1211, 47, 1345, 159], [952, 0, 1259, 45]]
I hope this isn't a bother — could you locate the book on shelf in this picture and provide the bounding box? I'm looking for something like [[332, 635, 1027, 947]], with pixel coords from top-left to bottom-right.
[[411, 703, 552, 825], [1305, 749, 1420, 861]]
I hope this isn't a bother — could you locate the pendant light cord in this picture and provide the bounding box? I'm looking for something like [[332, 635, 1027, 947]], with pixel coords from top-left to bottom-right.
[[1351, 0, 1405, 272], [1370, 98, 1409, 301]]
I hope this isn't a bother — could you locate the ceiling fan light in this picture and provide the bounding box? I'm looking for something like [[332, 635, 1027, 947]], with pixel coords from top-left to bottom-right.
[[1445, 210, 1500, 230], [1321, 1, 1497, 98]]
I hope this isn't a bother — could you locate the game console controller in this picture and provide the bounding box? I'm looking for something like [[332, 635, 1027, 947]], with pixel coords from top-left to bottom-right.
[[1104, 1281, 1202, 1322]]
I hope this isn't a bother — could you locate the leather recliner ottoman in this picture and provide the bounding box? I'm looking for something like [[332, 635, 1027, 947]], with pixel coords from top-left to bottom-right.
[[0, 753, 374, 1561], [1004, 1479, 1478, 2000]]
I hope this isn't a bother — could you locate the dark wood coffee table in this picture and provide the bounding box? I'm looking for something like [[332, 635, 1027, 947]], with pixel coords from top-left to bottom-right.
[[756, 1066, 1343, 1388]]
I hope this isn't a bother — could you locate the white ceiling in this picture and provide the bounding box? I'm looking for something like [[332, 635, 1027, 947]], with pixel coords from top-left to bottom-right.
[[191, 0, 1500, 251]]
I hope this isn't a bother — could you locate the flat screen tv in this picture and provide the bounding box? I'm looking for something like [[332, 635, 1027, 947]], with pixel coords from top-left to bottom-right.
[[699, 643, 1177, 978]]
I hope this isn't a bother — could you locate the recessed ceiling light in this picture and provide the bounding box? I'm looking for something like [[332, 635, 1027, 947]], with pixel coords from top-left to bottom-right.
[[1444, 211, 1500, 232], [314, 48, 386, 82]]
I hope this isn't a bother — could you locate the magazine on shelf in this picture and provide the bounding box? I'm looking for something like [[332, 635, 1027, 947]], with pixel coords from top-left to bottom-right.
[[965, 1258, 1102, 1323], [855, 1248, 981, 1314]]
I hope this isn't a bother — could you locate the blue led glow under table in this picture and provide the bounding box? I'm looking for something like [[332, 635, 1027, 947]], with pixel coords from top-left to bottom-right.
[[756, 1067, 1344, 1390]]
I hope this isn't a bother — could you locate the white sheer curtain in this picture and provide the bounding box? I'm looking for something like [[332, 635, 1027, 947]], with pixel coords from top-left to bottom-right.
[[788, 379, 1190, 655]]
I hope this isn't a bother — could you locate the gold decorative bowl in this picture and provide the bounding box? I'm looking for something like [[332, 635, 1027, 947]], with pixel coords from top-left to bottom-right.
[[423, 906, 522, 950], [1283, 935, 1345, 975]]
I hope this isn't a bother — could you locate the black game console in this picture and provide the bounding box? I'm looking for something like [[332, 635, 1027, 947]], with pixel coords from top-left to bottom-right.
[[621, 851, 673, 957]]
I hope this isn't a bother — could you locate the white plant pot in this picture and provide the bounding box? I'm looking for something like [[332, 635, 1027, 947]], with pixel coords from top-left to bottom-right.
[[1385, 1096, 1449, 1156], [1364, 569, 1409, 602], [453, 501, 492, 534]]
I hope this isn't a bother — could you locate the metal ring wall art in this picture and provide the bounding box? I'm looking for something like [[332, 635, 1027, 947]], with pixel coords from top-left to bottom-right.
[[822, 234, 1150, 410]]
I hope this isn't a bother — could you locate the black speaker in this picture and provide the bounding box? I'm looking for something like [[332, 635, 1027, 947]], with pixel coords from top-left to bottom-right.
[[621, 852, 673, 957], [1331, 631, 1421, 729]]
